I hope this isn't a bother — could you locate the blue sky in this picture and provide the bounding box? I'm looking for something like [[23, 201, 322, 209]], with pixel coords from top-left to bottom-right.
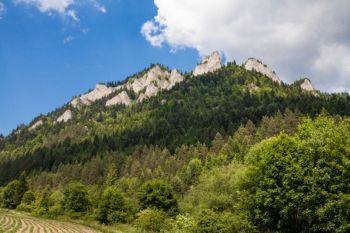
[[0, 0, 198, 135], [1, 0, 350, 135]]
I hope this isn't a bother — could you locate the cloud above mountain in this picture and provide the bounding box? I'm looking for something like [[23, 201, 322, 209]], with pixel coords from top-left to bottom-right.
[[142, 0, 350, 92], [13, 0, 106, 21]]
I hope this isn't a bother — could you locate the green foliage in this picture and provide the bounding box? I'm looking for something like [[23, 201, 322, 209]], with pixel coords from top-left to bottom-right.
[[21, 190, 36, 205], [167, 214, 196, 233], [135, 208, 169, 233], [1, 61, 350, 232], [194, 209, 241, 233], [1, 175, 28, 209], [241, 115, 350, 233], [181, 158, 203, 186], [62, 182, 91, 214], [138, 179, 178, 215], [96, 186, 127, 224], [2, 180, 20, 209], [32, 189, 50, 216], [2, 64, 350, 186], [17, 190, 36, 212], [105, 164, 119, 186]]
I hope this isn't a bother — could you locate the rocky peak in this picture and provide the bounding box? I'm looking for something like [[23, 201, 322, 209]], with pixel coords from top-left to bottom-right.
[[193, 51, 222, 76], [168, 69, 184, 89], [71, 84, 118, 108], [126, 65, 169, 93], [102, 65, 185, 106], [300, 78, 314, 92], [244, 58, 282, 85], [106, 91, 132, 107], [56, 110, 72, 123], [29, 119, 43, 130]]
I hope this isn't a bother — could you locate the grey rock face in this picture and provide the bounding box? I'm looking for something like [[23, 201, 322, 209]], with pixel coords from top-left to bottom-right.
[[29, 119, 43, 130], [71, 84, 120, 108], [56, 110, 72, 123], [106, 91, 132, 107], [244, 58, 282, 85], [123, 65, 184, 103], [193, 51, 222, 76], [300, 79, 314, 92]]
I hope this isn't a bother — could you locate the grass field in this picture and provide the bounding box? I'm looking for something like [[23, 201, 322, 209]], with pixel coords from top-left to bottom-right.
[[0, 209, 108, 233]]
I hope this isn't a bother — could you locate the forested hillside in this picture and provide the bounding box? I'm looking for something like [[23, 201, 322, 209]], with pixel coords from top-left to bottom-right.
[[1, 61, 350, 232]]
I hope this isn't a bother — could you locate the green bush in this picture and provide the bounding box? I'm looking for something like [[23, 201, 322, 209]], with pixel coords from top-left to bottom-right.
[[135, 208, 169, 233], [96, 186, 128, 224], [62, 181, 91, 214], [138, 179, 178, 215], [17, 190, 35, 212], [21, 191, 36, 205], [48, 205, 63, 218], [194, 209, 239, 233], [168, 214, 196, 233], [2, 180, 20, 209], [32, 189, 50, 216], [241, 116, 350, 233]]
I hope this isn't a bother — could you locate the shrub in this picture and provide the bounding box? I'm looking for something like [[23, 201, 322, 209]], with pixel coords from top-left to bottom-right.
[[241, 116, 350, 233], [138, 179, 178, 215], [62, 181, 91, 214], [2, 180, 20, 209], [21, 191, 36, 205], [168, 214, 196, 233], [194, 209, 239, 233], [96, 186, 127, 224], [135, 208, 168, 233]]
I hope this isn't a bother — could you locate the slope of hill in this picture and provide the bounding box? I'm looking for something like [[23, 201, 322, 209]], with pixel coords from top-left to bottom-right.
[[1, 52, 350, 233]]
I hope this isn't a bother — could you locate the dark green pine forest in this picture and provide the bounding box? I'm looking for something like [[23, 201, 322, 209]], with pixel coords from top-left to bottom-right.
[[1, 62, 350, 232]]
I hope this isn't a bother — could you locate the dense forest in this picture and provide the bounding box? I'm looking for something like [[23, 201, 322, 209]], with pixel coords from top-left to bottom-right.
[[1, 63, 350, 232]]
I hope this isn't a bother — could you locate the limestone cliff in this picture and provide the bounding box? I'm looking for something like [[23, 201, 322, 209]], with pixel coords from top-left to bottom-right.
[[29, 119, 43, 130], [300, 78, 314, 92], [71, 84, 120, 108], [244, 58, 282, 85], [56, 110, 72, 123], [193, 51, 222, 76], [106, 91, 132, 107]]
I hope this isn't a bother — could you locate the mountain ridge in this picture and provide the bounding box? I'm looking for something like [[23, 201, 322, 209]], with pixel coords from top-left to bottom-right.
[[23, 51, 320, 131]]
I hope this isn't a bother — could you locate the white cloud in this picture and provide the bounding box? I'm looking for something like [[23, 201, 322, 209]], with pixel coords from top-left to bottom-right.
[[313, 44, 350, 92], [66, 9, 78, 22], [91, 0, 106, 13], [63, 35, 74, 44], [13, 0, 107, 22], [141, 21, 165, 47], [0, 2, 6, 19], [142, 0, 350, 92], [14, 0, 74, 14]]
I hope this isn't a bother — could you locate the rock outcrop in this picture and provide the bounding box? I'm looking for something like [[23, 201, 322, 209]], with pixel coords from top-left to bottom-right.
[[121, 65, 184, 103], [193, 51, 222, 76], [71, 84, 120, 108], [56, 110, 72, 123], [71, 65, 185, 108], [300, 78, 314, 92], [248, 83, 259, 92], [244, 58, 282, 85], [168, 69, 184, 89], [30, 119, 43, 130], [106, 91, 132, 107]]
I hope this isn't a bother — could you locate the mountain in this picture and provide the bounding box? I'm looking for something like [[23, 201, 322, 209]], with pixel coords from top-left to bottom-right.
[[1, 51, 350, 181], [1, 52, 350, 233]]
